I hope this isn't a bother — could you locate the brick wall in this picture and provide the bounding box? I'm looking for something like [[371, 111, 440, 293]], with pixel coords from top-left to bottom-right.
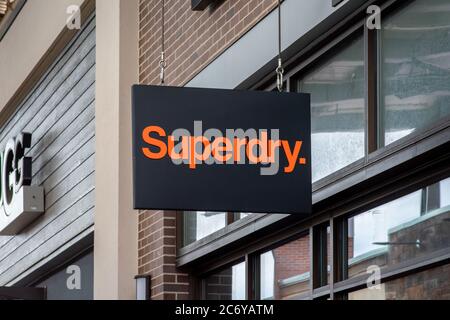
[[388, 211, 450, 265], [138, 210, 191, 300], [385, 263, 450, 300], [273, 236, 310, 299], [348, 210, 450, 298], [273, 236, 310, 281], [139, 0, 277, 86], [204, 268, 233, 300], [384, 210, 450, 299], [138, 0, 278, 300]]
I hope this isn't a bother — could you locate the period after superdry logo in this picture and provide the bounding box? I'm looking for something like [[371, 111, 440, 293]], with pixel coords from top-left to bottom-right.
[[140, 121, 308, 176]]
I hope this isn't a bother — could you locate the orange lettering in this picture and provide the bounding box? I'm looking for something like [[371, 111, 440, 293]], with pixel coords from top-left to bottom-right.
[[189, 136, 212, 169], [282, 140, 302, 173], [212, 137, 232, 163], [234, 138, 247, 163], [142, 126, 167, 159], [247, 132, 269, 164], [168, 136, 189, 160], [268, 139, 282, 163]]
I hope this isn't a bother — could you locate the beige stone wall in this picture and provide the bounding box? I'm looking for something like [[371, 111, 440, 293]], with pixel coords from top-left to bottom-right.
[[0, 0, 85, 115], [94, 0, 139, 300]]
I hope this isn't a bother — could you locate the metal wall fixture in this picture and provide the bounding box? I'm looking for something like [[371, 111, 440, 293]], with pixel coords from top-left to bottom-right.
[[135, 275, 151, 300]]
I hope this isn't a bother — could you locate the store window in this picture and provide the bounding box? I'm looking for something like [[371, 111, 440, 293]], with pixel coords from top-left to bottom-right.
[[348, 263, 450, 300], [186, 0, 450, 301], [297, 34, 365, 182], [380, 0, 450, 146], [204, 261, 246, 300], [183, 212, 260, 246], [259, 234, 310, 300], [347, 177, 450, 279], [183, 211, 227, 246]]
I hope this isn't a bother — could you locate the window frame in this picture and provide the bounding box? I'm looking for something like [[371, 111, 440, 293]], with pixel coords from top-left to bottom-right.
[[251, 231, 312, 300], [335, 177, 450, 299], [179, 0, 450, 300], [194, 174, 450, 300], [197, 257, 247, 300], [178, 211, 245, 248], [291, 28, 367, 184]]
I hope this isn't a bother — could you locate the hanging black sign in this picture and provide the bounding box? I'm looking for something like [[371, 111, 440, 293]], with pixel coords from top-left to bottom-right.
[[132, 85, 311, 215]]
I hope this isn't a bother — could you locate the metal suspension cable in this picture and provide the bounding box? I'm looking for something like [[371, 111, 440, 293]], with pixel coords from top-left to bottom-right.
[[159, 0, 167, 85], [276, 0, 284, 92]]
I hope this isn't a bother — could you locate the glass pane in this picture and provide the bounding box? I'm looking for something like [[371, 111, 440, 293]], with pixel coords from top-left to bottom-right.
[[183, 211, 227, 246], [380, 0, 450, 146], [347, 177, 450, 279], [259, 235, 310, 300], [232, 262, 246, 300], [205, 261, 246, 300], [348, 263, 450, 300], [297, 34, 365, 182]]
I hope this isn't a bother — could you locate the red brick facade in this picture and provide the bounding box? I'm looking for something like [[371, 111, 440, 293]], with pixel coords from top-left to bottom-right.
[[138, 210, 190, 299], [138, 0, 278, 300], [138, 0, 277, 86], [273, 236, 310, 299], [386, 263, 450, 300], [273, 237, 310, 282]]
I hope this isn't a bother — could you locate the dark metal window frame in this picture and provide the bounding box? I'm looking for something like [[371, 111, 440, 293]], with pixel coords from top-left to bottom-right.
[[193, 171, 450, 300], [248, 231, 311, 300], [197, 256, 247, 300], [177, 211, 243, 248], [179, 0, 450, 299]]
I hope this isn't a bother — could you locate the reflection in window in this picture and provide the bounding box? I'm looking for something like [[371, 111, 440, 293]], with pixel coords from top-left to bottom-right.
[[348, 177, 450, 279], [259, 235, 310, 300], [380, 0, 450, 146], [183, 212, 262, 247], [348, 263, 450, 300], [238, 213, 252, 219], [183, 211, 227, 246], [204, 261, 246, 300], [297, 34, 365, 182]]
